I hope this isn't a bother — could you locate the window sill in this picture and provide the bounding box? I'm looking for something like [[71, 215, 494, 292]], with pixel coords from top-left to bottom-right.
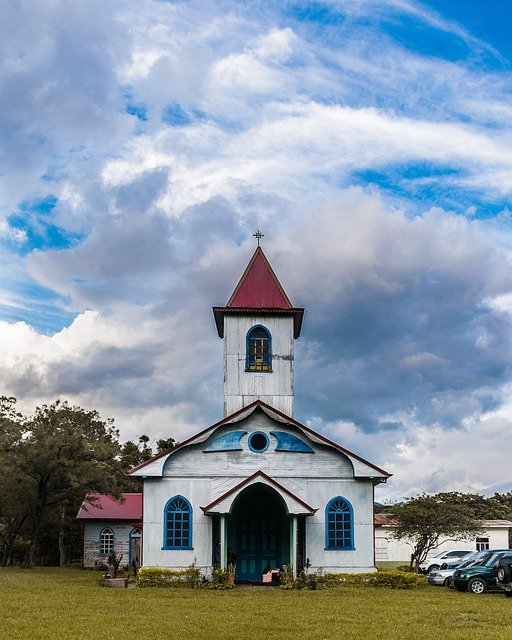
[[324, 546, 355, 551], [161, 546, 194, 551]]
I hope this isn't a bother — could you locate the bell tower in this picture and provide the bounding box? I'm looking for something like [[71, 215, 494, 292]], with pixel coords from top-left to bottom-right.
[[213, 237, 304, 417]]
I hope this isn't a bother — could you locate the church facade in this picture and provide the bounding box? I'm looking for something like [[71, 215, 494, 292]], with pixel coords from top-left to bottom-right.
[[129, 245, 390, 579]]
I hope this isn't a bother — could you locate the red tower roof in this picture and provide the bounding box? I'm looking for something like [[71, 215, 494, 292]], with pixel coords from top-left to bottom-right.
[[227, 247, 292, 309], [213, 246, 304, 338]]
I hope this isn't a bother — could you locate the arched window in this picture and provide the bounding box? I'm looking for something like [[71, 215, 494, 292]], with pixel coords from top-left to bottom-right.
[[246, 325, 271, 372], [99, 526, 114, 555], [163, 496, 192, 549], [325, 497, 354, 550]]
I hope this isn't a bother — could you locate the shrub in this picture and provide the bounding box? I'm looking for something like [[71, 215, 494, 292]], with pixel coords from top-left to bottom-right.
[[202, 567, 235, 590], [291, 570, 426, 590], [137, 566, 202, 588], [371, 570, 426, 589]]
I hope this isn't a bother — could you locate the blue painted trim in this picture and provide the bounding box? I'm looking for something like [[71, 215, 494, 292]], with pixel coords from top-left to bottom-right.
[[203, 430, 247, 452], [248, 431, 270, 453], [271, 431, 314, 453], [163, 495, 193, 550], [99, 526, 114, 555], [245, 324, 272, 372], [161, 545, 194, 550], [325, 496, 354, 550]]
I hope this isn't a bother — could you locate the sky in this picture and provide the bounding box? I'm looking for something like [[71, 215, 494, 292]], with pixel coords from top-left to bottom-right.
[[1, 0, 512, 502]]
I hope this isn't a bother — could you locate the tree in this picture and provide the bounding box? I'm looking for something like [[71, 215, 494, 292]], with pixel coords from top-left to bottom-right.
[[391, 492, 484, 571], [156, 437, 175, 453], [8, 400, 123, 568], [0, 397, 33, 565]]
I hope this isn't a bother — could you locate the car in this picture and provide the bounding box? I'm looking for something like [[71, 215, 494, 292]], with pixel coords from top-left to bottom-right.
[[496, 556, 512, 597], [419, 549, 473, 574], [452, 550, 512, 594], [428, 551, 483, 586]]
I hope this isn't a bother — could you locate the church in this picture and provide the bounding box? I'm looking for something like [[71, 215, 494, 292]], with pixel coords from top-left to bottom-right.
[[128, 242, 391, 580]]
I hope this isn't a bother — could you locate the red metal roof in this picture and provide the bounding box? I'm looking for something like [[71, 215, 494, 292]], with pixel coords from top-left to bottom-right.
[[213, 247, 304, 338], [76, 493, 142, 521], [227, 247, 293, 309]]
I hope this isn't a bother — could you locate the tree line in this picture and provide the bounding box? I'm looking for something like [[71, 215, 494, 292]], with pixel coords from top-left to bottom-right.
[[0, 397, 174, 568]]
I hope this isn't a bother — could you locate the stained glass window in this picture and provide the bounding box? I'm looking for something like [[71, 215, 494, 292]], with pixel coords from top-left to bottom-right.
[[246, 326, 271, 372]]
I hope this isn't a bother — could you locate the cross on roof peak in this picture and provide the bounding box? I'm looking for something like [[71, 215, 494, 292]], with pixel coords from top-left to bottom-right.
[[253, 230, 264, 247]]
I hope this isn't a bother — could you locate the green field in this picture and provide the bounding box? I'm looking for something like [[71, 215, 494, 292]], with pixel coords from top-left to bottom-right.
[[1, 568, 511, 640]]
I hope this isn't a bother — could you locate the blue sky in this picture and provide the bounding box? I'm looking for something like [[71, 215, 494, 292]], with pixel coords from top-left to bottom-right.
[[1, 0, 512, 499]]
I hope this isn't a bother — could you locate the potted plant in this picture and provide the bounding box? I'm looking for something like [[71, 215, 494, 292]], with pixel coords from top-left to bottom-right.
[[102, 553, 127, 588]]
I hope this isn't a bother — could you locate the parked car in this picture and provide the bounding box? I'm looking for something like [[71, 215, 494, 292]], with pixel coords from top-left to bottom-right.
[[428, 551, 483, 586], [419, 549, 473, 574], [496, 557, 512, 597], [452, 550, 512, 594]]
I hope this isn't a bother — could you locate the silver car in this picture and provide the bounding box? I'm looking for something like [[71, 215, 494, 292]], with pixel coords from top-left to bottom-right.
[[428, 554, 477, 586], [419, 549, 473, 574]]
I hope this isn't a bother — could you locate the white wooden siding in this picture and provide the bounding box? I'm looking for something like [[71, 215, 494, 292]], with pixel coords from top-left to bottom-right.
[[162, 413, 354, 479], [224, 315, 295, 416]]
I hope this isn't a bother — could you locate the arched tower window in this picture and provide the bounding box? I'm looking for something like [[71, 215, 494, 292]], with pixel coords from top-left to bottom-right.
[[99, 526, 114, 555], [163, 496, 192, 549], [246, 325, 272, 372], [325, 497, 354, 550]]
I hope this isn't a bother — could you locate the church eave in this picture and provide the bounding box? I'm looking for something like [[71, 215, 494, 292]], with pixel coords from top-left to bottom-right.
[[213, 306, 304, 339], [128, 399, 392, 482]]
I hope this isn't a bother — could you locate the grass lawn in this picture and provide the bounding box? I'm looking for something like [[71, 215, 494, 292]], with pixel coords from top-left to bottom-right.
[[1, 568, 512, 640]]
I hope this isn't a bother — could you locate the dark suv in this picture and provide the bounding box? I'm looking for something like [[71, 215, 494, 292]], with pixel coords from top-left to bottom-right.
[[496, 557, 512, 597], [452, 550, 512, 594]]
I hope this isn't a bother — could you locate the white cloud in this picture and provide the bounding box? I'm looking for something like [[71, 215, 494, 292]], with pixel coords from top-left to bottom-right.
[[2, 0, 512, 500]]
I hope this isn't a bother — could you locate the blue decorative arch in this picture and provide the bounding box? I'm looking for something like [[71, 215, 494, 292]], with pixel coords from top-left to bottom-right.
[[203, 431, 247, 452], [246, 325, 272, 372], [162, 496, 193, 550], [271, 431, 314, 453], [325, 497, 354, 550]]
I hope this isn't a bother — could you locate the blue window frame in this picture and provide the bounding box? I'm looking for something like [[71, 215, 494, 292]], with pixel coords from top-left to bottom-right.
[[99, 526, 114, 555], [325, 497, 354, 550], [163, 496, 192, 550], [246, 325, 272, 372]]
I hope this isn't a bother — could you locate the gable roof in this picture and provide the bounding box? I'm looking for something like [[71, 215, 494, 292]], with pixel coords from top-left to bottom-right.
[[76, 493, 142, 521], [128, 400, 391, 483], [201, 470, 317, 515], [227, 246, 293, 308], [213, 247, 304, 338]]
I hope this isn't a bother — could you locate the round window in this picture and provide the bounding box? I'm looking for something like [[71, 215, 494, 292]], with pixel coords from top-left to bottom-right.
[[248, 432, 269, 453]]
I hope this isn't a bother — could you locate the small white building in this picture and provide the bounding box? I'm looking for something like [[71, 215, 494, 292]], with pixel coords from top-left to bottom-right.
[[374, 513, 512, 563], [129, 245, 391, 580]]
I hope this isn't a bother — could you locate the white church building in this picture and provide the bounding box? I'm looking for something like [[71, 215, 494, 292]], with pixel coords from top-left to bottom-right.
[[128, 244, 391, 580]]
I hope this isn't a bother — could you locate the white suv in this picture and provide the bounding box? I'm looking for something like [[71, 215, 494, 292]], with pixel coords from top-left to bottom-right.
[[419, 549, 473, 574]]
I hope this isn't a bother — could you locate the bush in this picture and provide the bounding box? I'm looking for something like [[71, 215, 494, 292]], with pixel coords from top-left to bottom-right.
[[137, 566, 202, 588], [371, 570, 426, 589], [291, 570, 426, 590], [202, 567, 235, 590]]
